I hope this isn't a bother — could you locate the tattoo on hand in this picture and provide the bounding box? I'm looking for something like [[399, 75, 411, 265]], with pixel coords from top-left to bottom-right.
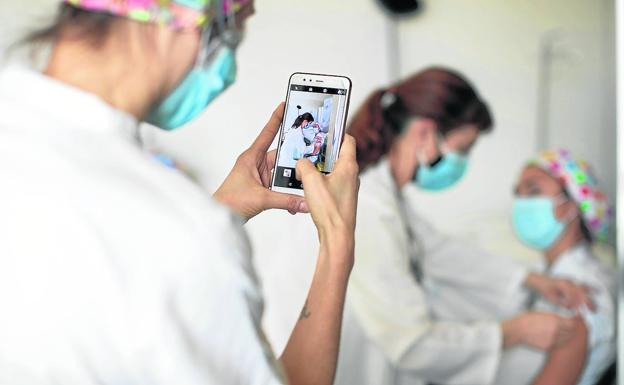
[[299, 299, 311, 320]]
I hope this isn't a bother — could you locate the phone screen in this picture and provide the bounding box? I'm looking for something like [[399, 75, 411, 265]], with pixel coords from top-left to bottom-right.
[[273, 78, 350, 191]]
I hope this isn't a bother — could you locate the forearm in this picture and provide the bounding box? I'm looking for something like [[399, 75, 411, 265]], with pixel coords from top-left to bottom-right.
[[523, 272, 543, 291], [501, 318, 523, 348], [279, 232, 353, 385], [532, 318, 588, 385]]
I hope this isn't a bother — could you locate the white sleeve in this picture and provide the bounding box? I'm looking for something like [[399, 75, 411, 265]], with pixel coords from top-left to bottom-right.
[[408, 210, 530, 319], [578, 275, 615, 349], [349, 206, 502, 385], [425, 238, 530, 319], [533, 261, 616, 385], [165, 215, 287, 385], [546, 262, 616, 348]]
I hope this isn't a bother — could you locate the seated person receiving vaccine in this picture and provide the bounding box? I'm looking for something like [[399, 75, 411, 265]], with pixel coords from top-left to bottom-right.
[[494, 149, 615, 385]]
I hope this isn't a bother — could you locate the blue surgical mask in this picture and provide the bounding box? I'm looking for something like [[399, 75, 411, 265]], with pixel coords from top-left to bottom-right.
[[512, 196, 569, 250], [414, 151, 468, 191], [145, 47, 237, 130]]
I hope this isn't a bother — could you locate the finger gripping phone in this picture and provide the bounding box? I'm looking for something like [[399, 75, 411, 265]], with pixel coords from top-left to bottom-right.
[[271, 72, 352, 196]]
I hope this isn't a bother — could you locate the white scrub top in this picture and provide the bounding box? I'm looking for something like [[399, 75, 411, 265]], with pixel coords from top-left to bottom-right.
[[0, 67, 286, 385], [335, 159, 530, 385], [494, 243, 616, 385]]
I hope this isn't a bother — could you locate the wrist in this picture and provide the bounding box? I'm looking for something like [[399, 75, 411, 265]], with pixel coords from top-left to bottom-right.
[[213, 188, 253, 222], [213, 188, 236, 213], [502, 316, 524, 348], [318, 226, 354, 274], [524, 272, 544, 292]]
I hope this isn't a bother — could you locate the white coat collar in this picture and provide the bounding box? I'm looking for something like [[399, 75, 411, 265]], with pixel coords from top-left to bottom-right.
[[358, 158, 409, 220], [548, 241, 592, 272], [361, 158, 399, 197], [0, 65, 139, 139]]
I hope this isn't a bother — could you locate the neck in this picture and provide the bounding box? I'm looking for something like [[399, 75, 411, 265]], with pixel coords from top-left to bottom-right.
[[388, 149, 406, 189], [544, 219, 584, 265], [44, 29, 159, 119]]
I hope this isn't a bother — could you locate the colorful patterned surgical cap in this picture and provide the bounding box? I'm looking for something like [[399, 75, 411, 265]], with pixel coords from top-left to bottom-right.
[[63, 0, 251, 29], [529, 149, 612, 242]]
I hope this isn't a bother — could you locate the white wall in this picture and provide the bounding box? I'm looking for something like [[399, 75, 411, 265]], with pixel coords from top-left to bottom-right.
[[398, 0, 616, 252], [0, 2, 58, 72]]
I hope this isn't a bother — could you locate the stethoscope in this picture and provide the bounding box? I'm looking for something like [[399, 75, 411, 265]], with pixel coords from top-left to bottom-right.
[[394, 187, 425, 283]]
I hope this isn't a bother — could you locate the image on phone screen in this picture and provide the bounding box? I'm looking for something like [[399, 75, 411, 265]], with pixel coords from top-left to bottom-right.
[[273, 80, 349, 191]]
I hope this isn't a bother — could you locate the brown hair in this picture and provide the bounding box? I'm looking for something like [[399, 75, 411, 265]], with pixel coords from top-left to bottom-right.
[[348, 67, 493, 171]]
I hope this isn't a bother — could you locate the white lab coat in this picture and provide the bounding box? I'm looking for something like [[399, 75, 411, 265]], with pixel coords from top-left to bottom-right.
[[335, 159, 530, 385], [0, 66, 285, 385], [278, 127, 305, 168], [493, 243, 616, 385]]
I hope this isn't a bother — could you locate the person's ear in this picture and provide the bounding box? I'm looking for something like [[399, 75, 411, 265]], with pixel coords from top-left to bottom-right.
[[408, 118, 438, 161], [555, 199, 578, 222], [421, 118, 438, 135], [403, 118, 434, 143], [405, 118, 436, 139], [155, 27, 201, 96]]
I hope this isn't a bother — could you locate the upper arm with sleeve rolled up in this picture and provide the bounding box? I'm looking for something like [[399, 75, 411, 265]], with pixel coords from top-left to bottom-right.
[[533, 263, 616, 385], [531, 317, 588, 385], [348, 205, 503, 385], [544, 266, 615, 348]]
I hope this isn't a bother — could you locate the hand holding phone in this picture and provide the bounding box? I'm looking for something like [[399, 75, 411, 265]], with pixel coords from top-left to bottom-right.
[[214, 103, 308, 220], [271, 73, 352, 196], [295, 134, 360, 243]]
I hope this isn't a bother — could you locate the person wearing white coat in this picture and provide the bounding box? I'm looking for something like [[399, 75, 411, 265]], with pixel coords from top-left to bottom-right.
[[0, 1, 360, 384], [335, 68, 594, 385]]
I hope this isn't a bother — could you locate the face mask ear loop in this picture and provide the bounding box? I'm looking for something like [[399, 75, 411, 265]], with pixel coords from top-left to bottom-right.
[[552, 193, 579, 225], [196, 27, 214, 68], [424, 131, 446, 167], [225, 0, 237, 30], [439, 136, 451, 157], [196, 0, 222, 69], [407, 116, 440, 168], [414, 145, 427, 166], [220, 0, 244, 50], [198, 0, 233, 68], [439, 133, 467, 159]]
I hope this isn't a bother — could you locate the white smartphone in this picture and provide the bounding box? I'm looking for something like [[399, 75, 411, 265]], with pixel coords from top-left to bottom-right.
[[271, 72, 352, 196]]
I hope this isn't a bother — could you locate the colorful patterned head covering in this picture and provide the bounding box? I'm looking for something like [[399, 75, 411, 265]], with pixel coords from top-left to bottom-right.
[[63, 0, 251, 30], [529, 149, 612, 241]]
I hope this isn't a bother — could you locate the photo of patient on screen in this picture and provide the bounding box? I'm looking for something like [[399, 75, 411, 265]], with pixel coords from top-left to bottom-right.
[[289, 112, 327, 167], [275, 85, 347, 191]]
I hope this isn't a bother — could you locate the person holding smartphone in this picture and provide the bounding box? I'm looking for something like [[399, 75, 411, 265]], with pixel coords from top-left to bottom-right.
[[334, 67, 594, 385], [0, 1, 359, 385]]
